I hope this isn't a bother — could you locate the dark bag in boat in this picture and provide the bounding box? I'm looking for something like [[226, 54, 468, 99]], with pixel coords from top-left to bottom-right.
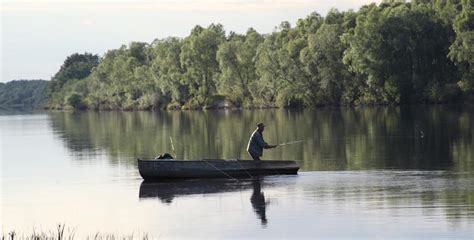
[[155, 153, 174, 160]]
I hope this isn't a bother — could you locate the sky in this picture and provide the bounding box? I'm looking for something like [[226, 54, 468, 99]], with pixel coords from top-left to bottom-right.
[[0, 0, 381, 83]]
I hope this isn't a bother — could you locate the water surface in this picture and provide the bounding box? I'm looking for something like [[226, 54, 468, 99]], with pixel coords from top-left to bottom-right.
[[1, 106, 473, 238]]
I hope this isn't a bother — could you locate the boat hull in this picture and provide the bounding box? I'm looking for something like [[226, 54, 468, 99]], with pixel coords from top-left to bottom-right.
[[137, 159, 299, 180]]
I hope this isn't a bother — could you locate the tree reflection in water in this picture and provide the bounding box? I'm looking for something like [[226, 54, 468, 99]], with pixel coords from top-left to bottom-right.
[[51, 106, 474, 223], [49, 106, 474, 171]]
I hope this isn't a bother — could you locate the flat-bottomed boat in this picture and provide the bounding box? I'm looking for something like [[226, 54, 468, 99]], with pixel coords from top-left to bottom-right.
[[137, 159, 299, 180]]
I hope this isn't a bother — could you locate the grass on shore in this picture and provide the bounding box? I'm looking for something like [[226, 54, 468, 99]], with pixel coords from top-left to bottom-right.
[[2, 224, 151, 240]]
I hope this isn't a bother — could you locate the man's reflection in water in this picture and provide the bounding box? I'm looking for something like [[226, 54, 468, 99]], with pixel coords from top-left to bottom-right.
[[251, 178, 268, 226]]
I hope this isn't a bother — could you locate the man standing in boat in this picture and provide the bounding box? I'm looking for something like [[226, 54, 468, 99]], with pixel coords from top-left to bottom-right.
[[247, 122, 277, 161]]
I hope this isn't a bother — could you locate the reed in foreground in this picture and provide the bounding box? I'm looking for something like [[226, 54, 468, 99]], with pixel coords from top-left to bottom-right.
[[2, 224, 151, 240]]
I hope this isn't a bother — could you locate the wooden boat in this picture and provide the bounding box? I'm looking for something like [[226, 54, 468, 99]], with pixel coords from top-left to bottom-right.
[[137, 159, 299, 180]]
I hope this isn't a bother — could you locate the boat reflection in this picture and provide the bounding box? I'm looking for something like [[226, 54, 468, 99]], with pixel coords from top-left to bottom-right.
[[139, 177, 270, 226]]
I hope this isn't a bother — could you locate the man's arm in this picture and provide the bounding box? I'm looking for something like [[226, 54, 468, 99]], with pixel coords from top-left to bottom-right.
[[256, 133, 277, 149]]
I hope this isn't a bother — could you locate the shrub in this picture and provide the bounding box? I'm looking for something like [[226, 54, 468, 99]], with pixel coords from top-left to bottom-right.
[[66, 92, 86, 110]]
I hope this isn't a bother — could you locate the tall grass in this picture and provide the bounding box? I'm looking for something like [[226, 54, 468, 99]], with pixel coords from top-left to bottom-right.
[[2, 224, 151, 240]]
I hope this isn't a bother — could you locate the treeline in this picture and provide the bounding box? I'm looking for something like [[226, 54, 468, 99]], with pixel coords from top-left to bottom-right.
[[47, 0, 474, 110], [0, 80, 48, 107]]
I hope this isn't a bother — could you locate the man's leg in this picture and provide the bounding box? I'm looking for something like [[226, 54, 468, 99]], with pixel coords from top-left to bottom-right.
[[249, 152, 261, 161]]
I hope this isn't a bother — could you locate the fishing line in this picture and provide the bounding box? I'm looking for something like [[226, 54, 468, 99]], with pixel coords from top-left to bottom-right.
[[203, 160, 239, 181], [234, 159, 253, 178], [278, 135, 420, 146], [170, 136, 239, 181]]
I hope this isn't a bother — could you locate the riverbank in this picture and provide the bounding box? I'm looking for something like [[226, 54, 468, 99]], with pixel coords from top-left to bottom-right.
[[43, 100, 473, 112]]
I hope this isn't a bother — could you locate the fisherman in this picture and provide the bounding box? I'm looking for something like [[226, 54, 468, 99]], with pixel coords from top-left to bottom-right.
[[247, 122, 277, 161]]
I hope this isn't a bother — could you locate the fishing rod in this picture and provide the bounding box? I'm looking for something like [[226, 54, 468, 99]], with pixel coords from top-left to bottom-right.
[[169, 136, 176, 158], [278, 135, 421, 146], [278, 140, 306, 146]]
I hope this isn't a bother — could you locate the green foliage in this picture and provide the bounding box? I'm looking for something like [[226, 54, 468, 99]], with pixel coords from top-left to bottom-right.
[[217, 28, 264, 105], [46, 1, 470, 110], [302, 18, 353, 105], [0, 80, 48, 107], [449, 0, 474, 94], [342, 2, 459, 103], [150, 37, 186, 103], [48, 53, 99, 93], [180, 24, 225, 105], [47, 53, 99, 108], [83, 42, 157, 110], [66, 92, 86, 110]]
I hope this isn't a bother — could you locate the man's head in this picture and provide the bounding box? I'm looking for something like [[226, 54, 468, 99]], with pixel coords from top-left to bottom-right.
[[256, 122, 265, 132]]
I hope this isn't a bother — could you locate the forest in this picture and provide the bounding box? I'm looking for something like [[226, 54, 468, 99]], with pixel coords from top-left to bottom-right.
[[46, 0, 473, 110], [0, 80, 48, 107]]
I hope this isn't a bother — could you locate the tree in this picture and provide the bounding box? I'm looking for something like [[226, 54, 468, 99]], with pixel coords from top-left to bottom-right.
[[45, 1, 470, 110], [342, 2, 458, 104], [302, 22, 350, 105], [180, 24, 225, 106], [150, 37, 187, 104], [255, 21, 308, 107], [67, 92, 86, 110], [217, 28, 264, 105], [0, 80, 48, 107], [449, 0, 474, 94], [48, 53, 99, 93], [47, 53, 99, 108], [85, 42, 156, 110]]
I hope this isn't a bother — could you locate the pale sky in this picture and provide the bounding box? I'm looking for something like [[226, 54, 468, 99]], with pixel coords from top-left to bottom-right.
[[0, 0, 381, 82]]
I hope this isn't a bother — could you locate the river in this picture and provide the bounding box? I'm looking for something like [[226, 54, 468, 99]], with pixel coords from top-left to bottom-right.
[[1, 106, 473, 239]]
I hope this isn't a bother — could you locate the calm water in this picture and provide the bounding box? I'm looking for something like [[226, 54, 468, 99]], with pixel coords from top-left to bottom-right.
[[1, 106, 473, 239]]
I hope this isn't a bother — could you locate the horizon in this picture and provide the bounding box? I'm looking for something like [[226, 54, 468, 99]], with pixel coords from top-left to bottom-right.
[[1, 0, 381, 83]]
